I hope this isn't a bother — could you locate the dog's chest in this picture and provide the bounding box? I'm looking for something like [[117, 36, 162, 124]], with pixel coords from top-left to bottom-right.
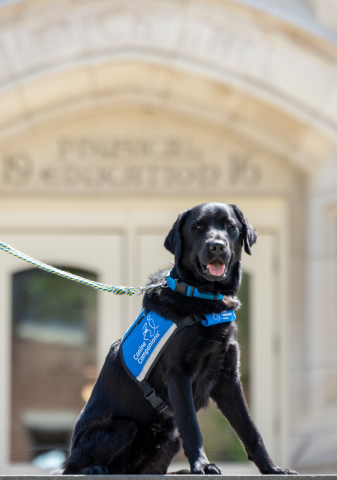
[[176, 322, 234, 373], [188, 333, 231, 409]]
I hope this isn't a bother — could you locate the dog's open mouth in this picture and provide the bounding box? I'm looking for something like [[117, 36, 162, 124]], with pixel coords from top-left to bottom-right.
[[197, 257, 227, 277], [206, 260, 226, 276]]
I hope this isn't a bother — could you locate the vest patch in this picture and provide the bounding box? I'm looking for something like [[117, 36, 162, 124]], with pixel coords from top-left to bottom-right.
[[202, 310, 236, 326], [122, 310, 177, 382]]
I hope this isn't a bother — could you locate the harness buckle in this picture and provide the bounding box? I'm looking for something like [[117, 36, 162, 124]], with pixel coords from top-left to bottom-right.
[[144, 388, 168, 413]]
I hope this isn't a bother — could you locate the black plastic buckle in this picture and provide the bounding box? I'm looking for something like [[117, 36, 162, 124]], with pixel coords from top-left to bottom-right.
[[190, 314, 205, 326], [144, 388, 168, 413], [188, 314, 198, 326], [174, 281, 188, 296]]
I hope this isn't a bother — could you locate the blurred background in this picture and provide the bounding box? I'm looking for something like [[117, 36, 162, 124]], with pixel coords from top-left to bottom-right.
[[0, 0, 336, 474]]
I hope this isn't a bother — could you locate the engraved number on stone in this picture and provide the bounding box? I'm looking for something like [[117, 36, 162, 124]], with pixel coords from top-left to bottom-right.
[[3, 153, 33, 186], [230, 156, 262, 187]]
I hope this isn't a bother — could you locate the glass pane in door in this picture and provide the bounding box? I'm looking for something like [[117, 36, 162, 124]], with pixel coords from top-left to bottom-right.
[[11, 267, 98, 470]]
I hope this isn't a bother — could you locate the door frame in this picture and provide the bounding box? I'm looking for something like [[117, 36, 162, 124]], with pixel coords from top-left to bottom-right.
[[0, 195, 289, 473], [0, 231, 125, 474]]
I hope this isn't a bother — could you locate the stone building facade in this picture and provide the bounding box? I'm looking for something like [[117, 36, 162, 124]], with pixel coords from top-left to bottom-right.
[[0, 0, 336, 474]]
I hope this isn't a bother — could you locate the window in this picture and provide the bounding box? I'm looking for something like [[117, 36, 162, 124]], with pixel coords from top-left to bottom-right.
[[11, 267, 98, 468]]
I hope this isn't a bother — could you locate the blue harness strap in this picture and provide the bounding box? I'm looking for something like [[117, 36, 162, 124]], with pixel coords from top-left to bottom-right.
[[121, 308, 235, 414]]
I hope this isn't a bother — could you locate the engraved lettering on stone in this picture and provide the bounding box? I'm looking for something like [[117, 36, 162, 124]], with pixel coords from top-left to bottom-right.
[[97, 9, 130, 44], [3, 153, 33, 186], [40, 166, 63, 187], [230, 155, 262, 187], [206, 26, 239, 60], [56, 138, 201, 162], [181, 21, 204, 53], [32, 20, 72, 54], [39, 137, 218, 191], [131, 12, 153, 43], [1, 138, 256, 193]]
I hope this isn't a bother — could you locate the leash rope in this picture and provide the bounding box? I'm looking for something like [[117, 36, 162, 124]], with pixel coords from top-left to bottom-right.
[[0, 241, 167, 296]]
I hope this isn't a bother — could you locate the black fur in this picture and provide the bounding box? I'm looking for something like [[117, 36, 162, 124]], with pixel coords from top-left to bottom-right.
[[61, 203, 297, 475]]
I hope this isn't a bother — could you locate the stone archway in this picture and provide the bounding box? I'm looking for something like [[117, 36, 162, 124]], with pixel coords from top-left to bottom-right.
[[0, 0, 336, 172]]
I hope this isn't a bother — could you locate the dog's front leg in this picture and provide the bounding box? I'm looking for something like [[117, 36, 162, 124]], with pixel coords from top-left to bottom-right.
[[167, 368, 221, 475], [211, 369, 298, 475]]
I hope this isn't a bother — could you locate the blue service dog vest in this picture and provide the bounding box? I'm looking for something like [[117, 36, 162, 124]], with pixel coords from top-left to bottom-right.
[[121, 308, 236, 413]]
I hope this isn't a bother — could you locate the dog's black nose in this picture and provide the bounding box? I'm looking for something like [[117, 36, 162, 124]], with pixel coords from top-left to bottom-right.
[[209, 241, 227, 253]]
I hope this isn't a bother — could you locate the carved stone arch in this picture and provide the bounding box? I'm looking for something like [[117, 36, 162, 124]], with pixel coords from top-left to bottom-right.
[[0, 0, 337, 173]]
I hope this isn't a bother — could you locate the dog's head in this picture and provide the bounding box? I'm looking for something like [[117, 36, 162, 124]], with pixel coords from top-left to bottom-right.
[[164, 203, 257, 295]]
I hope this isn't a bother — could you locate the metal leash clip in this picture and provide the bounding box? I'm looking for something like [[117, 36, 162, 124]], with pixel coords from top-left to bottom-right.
[[134, 273, 169, 296]]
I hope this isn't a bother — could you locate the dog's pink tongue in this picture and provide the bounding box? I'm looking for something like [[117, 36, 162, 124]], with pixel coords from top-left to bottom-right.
[[207, 261, 225, 276]]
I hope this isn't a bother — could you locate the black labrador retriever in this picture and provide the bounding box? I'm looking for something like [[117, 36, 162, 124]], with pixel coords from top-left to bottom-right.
[[61, 202, 298, 475]]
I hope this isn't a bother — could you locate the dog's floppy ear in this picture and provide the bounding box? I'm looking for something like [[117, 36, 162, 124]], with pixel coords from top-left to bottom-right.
[[164, 208, 190, 260], [231, 204, 257, 255]]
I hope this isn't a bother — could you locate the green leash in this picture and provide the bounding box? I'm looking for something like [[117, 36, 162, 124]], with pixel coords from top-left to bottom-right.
[[0, 241, 167, 296]]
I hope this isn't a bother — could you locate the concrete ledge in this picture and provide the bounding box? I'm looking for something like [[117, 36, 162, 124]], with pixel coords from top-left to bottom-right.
[[0, 476, 336, 479]]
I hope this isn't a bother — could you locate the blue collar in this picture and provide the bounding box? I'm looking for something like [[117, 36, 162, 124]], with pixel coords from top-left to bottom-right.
[[166, 273, 224, 300]]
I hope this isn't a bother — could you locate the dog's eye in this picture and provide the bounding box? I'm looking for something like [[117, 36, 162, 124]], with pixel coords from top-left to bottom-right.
[[195, 223, 203, 230], [227, 222, 234, 228]]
